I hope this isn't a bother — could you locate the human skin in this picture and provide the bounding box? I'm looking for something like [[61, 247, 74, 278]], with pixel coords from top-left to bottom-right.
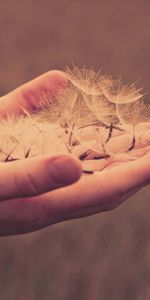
[[0, 70, 149, 236]]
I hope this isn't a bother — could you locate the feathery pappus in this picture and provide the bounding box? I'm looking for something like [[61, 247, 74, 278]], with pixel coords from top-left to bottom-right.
[[1, 67, 150, 174]]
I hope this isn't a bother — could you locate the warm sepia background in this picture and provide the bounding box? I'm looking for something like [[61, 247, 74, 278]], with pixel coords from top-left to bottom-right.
[[0, 1, 150, 299]]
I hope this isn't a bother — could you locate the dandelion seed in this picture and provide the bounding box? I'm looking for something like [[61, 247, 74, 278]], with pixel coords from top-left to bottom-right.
[[100, 77, 144, 104], [66, 65, 103, 96]]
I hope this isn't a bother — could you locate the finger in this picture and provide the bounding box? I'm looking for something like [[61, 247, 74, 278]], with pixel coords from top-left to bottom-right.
[[0, 154, 82, 200], [0, 70, 68, 118], [0, 153, 149, 236]]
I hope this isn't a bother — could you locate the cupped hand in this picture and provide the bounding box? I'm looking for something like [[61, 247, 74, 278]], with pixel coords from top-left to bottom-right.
[[0, 71, 149, 236]]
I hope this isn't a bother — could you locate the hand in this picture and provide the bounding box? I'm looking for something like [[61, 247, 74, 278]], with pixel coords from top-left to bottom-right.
[[0, 71, 82, 235], [0, 71, 149, 236]]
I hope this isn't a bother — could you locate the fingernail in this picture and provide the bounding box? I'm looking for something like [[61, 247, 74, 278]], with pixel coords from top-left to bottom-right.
[[50, 155, 82, 185]]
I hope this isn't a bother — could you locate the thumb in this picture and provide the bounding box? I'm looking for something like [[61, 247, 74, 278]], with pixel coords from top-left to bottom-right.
[[0, 154, 82, 200]]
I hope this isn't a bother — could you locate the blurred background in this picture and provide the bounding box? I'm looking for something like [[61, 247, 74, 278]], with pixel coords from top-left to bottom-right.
[[0, 0, 150, 299]]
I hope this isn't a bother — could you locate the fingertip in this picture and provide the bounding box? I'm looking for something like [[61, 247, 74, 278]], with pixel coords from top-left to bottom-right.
[[62, 154, 83, 183], [48, 154, 83, 185], [46, 70, 68, 90]]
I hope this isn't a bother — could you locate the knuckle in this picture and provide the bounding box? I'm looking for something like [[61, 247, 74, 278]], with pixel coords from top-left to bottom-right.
[[26, 172, 41, 195], [14, 172, 40, 197]]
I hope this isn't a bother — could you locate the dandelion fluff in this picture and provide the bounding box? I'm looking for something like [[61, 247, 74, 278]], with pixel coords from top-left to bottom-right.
[[100, 77, 144, 104], [1, 67, 150, 173]]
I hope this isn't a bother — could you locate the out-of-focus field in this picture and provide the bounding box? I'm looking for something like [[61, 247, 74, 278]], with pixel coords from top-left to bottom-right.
[[0, 1, 150, 299]]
